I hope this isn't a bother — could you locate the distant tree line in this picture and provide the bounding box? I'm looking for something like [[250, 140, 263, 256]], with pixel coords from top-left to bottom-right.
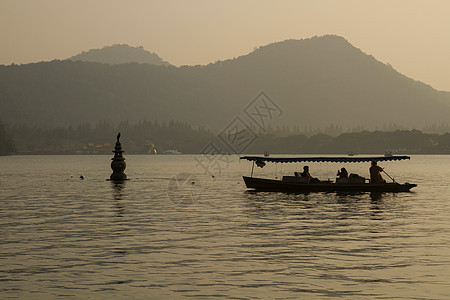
[[249, 130, 450, 154], [262, 122, 450, 137], [4, 120, 450, 155], [6, 120, 212, 154], [0, 120, 16, 155]]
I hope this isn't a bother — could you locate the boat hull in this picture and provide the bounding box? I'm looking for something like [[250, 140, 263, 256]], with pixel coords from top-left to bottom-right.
[[243, 176, 416, 193]]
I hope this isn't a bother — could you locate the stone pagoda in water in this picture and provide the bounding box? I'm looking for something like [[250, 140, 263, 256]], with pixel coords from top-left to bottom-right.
[[109, 132, 128, 181]]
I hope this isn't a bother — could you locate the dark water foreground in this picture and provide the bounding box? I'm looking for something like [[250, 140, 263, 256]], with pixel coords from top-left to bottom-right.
[[1, 155, 449, 299]]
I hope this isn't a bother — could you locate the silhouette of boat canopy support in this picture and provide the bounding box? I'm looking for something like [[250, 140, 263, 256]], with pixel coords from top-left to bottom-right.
[[240, 155, 410, 163]]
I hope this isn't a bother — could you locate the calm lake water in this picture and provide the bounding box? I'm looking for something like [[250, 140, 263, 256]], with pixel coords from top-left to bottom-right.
[[1, 155, 449, 299]]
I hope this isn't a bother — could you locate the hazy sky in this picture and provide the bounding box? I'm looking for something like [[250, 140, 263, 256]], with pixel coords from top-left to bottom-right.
[[2, 0, 450, 91]]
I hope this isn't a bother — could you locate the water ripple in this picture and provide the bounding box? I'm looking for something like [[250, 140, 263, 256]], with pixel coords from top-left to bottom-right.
[[1, 155, 449, 298]]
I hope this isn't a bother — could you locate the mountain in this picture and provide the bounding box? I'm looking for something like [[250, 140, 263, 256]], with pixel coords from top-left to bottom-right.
[[69, 44, 171, 66], [1, 35, 450, 130]]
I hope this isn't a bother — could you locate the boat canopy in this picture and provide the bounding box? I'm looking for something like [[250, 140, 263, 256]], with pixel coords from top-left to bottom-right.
[[240, 155, 410, 163]]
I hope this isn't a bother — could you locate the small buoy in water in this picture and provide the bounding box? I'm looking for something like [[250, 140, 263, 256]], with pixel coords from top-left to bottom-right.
[[79, 175, 85, 180]]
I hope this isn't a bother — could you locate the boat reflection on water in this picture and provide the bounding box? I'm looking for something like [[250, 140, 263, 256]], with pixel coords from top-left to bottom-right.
[[246, 189, 387, 202], [245, 189, 393, 203], [370, 191, 383, 201]]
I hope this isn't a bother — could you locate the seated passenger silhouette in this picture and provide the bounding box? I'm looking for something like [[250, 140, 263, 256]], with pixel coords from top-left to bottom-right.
[[337, 167, 348, 178], [301, 166, 321, 183]]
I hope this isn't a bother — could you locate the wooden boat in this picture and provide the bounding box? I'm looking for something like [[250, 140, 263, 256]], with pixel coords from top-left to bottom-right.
[[240, 155, 417, 193]]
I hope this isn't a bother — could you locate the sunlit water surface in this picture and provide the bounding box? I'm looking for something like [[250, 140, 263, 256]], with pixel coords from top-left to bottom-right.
[[1, 155, 449, 299]]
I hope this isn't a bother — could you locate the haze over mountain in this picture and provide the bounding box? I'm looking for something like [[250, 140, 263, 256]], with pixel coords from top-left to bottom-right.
[[1, 35, 450, 130], [69, 44, 171, 66]]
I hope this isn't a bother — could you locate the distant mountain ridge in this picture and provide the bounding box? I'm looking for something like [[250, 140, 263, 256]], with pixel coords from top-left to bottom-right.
[[69, 44, 171, 66], [1, 35, 450, 130]]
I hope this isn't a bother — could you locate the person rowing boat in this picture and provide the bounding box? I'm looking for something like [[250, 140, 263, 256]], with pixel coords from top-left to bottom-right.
[[369, 161, 386, 183]]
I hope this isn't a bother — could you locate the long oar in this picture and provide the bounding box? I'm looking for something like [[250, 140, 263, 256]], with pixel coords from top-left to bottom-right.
[[382, 169, 396, 183]]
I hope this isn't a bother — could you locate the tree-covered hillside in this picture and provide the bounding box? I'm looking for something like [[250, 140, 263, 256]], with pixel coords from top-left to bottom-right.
[[0, 120, 15, 155]]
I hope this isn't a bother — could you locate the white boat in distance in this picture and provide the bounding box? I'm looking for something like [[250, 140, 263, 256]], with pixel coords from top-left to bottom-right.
[[163, 149, 182, 155]]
